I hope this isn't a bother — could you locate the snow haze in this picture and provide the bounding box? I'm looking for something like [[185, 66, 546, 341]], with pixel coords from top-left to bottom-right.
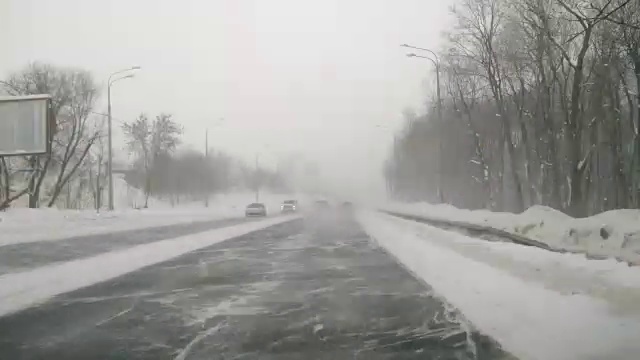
[[0, 0, 454, 201]]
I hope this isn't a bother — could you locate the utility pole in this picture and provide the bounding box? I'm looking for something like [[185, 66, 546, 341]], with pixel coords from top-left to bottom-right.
[[107, 66, 140, 210], [402, 44, 445, 203], [107, 85, 113, 210], [255, 153, 260, 202], [204, 128, 209, 207]]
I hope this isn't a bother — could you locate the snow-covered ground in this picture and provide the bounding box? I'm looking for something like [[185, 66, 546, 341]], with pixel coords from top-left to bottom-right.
[[386, 202, 640, 264], [0, 175, 307, 246], [112, 174, 303, 212], [358, 211, 640, 360], [0, 215, 299, 317]]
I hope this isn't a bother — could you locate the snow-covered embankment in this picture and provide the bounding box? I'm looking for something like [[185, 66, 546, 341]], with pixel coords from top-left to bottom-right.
[[358, 210, 640, 360], [386, 203, 640, 264]]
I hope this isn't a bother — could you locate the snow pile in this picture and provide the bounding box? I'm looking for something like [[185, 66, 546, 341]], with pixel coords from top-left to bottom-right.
[[0, 215, 300, 317], [0, 207, 230, 246], [358, 211, 640, 360], [386, 202, 640, 264]]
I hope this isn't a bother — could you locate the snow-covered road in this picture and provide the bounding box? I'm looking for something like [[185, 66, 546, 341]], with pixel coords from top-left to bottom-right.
[[358, 211, 640, 360], [0, 211, 507, 359], [0, 216, 259, 275], [4, 206, 637, 359], [0, 215, 299, 317]]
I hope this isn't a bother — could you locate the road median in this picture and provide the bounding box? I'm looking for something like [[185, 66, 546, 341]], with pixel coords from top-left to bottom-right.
[[0, 215, 301, 318]]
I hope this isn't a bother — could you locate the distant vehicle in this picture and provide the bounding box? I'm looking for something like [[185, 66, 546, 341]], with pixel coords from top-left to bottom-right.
[[314, 200, 330, 209], [245, 203, 267, 217], [281, 200, 298, 213], [342, 201, 353, 209]]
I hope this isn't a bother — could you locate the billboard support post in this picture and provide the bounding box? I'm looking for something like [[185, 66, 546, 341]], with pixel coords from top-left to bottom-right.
[[0, 95, 52, 208], [27, 156, 43, 208]]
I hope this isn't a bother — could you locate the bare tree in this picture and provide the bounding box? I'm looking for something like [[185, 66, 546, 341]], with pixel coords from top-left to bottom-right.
[[611, 0, 640, 205], [88, 128, 108, 210], [386, 0, 637, 216], [123, 114, 152, 207], [0, 158, 36, 211], [46, 71, 101, 207], [450, 0, 529, 211], [1, 63, 101, 208], [122, 113, 182, 208]]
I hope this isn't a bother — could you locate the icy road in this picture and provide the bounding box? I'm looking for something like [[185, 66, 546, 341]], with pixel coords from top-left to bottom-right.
[[0, 211, 507, 359]]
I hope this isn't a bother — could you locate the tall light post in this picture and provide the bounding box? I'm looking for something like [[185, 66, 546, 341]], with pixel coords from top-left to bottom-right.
[[255, 153, 260, 202], [204, 118, 224, 207], [401, 43, 445, 203], [254, 143, 271, 203], [107, 66, 140, 210]]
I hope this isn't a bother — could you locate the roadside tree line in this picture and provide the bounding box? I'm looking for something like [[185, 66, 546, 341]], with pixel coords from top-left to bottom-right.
[[120, 114, 291, 208], [1, 63, 103, 210], [122, 147, 290, 208], [0, 62, 290, 210], [385, 0, 640, 217]]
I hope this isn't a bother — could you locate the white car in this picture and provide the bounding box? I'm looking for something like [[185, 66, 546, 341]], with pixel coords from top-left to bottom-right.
[[245, 203, 267, 217], [280, 200, 298, 213]]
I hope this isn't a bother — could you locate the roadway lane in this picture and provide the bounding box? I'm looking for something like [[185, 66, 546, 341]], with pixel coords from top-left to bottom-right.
[[0, 216, 256, 275], [0, 211, 511, 359]]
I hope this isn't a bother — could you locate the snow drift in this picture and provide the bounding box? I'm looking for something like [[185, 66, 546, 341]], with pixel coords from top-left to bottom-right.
[[358, 211, 640, 360], [386, 202, 640, 264]]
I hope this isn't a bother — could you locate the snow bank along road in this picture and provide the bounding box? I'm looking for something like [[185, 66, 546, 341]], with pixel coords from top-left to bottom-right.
[[0, 215, 297, 318], [0, 210, 508, 359], [0, 217, 257, 275], [0, 217, 272, 275], [359, 211, 640, 360]]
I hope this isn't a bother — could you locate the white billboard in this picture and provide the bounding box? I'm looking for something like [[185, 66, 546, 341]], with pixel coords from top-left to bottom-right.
[[0, 95, 51, 156]]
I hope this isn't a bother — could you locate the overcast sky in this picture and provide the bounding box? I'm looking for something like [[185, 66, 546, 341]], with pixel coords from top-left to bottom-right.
[[1, 0, 453, 201]]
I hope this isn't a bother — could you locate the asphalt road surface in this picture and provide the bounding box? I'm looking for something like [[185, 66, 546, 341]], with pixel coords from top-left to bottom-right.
[[0, 210, 511, 359], [0, 217, 255, 275]]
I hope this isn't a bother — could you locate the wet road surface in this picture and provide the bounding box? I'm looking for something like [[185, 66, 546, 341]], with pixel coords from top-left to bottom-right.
[[0, 211, 510, 359], [0, 217, 255, 275]]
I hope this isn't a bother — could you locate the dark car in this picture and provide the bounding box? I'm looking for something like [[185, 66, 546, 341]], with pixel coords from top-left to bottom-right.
[[281, 200, 298, 213], [245, 203, 267, 217], [342, 201, 354, 209]]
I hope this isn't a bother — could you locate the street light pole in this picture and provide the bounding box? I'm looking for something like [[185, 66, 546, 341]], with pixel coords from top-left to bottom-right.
[[107, 84, 113, 210], [204, 128, 209, 207], [253, 143, 270, 203], [402, 44, 445, 203], [405, 54, 442, 123], [402, 44, 442, 121], [255, 153, 260, 202], [107, 66, 140, 211], [203, 118, 224, 207]]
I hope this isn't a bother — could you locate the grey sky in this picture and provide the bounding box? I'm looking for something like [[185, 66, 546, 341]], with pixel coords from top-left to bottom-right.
[[1, 0, 453, 201]]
